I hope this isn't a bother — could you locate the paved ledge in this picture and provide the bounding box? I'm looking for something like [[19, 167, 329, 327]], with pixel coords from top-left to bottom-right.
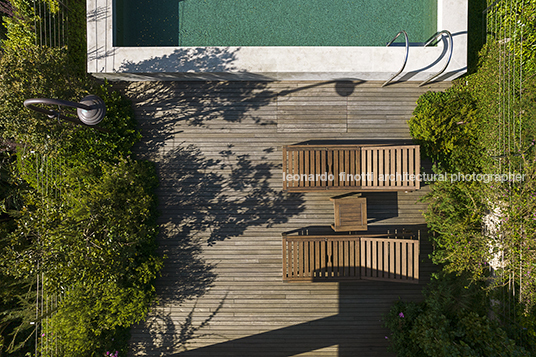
[[88, 0, 467, 81]]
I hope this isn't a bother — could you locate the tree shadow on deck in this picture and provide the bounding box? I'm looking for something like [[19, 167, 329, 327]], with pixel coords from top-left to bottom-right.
[[117, 67, 392, 355], [169, 225, 430, 356], [157, 144, 305, 245], [169, 279, 427, 357], [125, 80, 278, 160], [120, 74, 367, 160], [131, 294, 229, 355]]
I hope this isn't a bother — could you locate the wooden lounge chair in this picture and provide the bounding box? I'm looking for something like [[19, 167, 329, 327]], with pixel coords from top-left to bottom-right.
[[282, 144, 420, 192], [282, 231, 420, 283]]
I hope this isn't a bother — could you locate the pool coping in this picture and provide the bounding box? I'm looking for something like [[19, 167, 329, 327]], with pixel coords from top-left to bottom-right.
[[87, 0, 467, 82]]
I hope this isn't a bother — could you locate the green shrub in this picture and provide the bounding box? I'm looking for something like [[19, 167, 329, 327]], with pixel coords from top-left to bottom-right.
[[0, 46, 140, 164], [0, 43, 158, 357], [4, 152, 162, 356], [1, 1, 161, 355], [57, 81, 142, 168], [421, 179, 489, 281], [384, 273, 530, 357], [409, 89, 484, 173], [0, 46, 90, 147], [38, 158, 162, 355], [0, 0, 38, 51]]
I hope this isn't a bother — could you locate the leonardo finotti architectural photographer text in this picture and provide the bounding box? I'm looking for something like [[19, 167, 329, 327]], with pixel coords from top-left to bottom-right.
[[282, 172, 526, 183]]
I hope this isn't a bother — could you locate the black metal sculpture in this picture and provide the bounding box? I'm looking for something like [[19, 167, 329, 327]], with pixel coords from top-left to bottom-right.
[[24, 95, 107, 132]]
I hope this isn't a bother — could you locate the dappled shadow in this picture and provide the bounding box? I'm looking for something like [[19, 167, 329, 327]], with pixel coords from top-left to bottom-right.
[[157, 144, 305, 245], [87, 5, 107, 22], [124, 80, 277, 159], [87, 46, 117, 62], [119, 47, 242, 73], [118, 77, 430, 356], [153, 219, 217, 304], [130, 294, 227, 355], [124, 79, 370, 160], [168, 226, 429, 356]]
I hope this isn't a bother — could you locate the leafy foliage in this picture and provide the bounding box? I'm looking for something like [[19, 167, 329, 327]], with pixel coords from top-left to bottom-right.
[[0, 0, 161, 355], [0, 45, 159, 357], [16, 158, 162, 355], [0, 46, 90, 147], [483, 154, 536, 312], [421, 179, 490, 281], [0, 0, 37, 51], [403, 3, 536, 355], [2, 118, 161, 356], [409, 88, 485, 173], [384, 273, 530, 357], [490, 0, 536, 79], [64, 0, 86, 74], [0, 150, 36, 356]]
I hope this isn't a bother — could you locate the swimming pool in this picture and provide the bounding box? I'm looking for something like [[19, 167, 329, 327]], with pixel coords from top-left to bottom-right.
[[114, 0, 437, 47], [89, 0, 467, 82]]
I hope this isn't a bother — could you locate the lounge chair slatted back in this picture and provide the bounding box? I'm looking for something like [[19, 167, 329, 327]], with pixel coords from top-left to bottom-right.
[[282, 144, 420, 192], [282, 233, 420, 283]]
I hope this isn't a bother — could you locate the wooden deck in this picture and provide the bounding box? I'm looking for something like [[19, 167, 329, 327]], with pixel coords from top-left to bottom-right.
[[115, 80, 451, 356]]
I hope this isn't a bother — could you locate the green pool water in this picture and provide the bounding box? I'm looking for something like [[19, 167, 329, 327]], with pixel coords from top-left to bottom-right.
[[114, 0, 437, 47]]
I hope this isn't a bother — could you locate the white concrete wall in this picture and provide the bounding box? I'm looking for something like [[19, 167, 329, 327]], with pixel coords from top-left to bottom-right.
[[87, 0, 467, 82]]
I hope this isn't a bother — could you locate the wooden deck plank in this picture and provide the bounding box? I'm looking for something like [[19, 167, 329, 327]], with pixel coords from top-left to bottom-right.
[[118, 80, 448, 357]]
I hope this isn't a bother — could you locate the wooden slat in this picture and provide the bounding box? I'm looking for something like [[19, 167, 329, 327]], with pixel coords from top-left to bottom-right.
[[407, 241, 413, 279], [318, 149, 324, 184], [293, 150, 299, 188], [415, 146, 421, 190], [372, 240, 378, 278], [320, 239, 326, 277], [338, 240, 343, 277], [401, 241, 407, 280], [360, 238, 367, 278], [389, 240, 395, 279], [299, 150, 305, 187], [346, 241, 351, 278], [377, 241, 383, 278], [396, 148, 402, 187], [282, 147, 288, 190], [408, 147, 414, 188], [383, 241, 389, 278], [414, 239, 420, 280], [315, 150, 321, 187], [347, 150, 353, 187], [304, 150, 310, 187], [395, 241, 401, 279], [283, 145, 420, 192], [361, 149, 366, 187], [365, 240, 371, 278], [281, 234, 419, 282], [282, 237, 288, 279], [366, 149, 372, 187], [292, 241, 298, 279], [390, 148, 395, 187], [402, 147, 407, 187]]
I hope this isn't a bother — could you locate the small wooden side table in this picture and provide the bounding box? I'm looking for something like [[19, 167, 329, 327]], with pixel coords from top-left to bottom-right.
[[330, 195, 367, 232]]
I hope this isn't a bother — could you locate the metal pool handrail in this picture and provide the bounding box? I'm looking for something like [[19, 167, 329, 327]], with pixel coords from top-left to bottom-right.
[[382, 31, 409, 87], [419, 30, 453, 87]]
